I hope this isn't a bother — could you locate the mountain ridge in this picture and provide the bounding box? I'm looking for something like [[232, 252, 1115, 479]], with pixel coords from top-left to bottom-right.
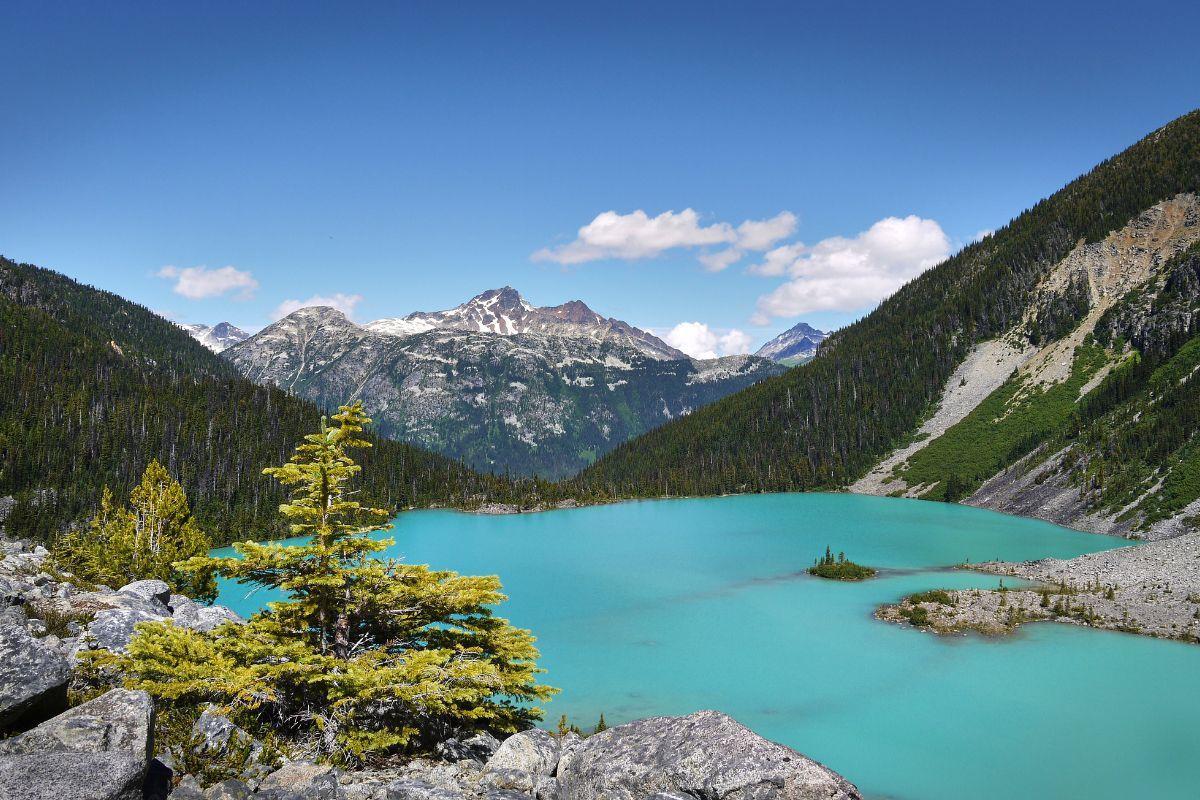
[[224, 293, 784, 478], [365, 286, 687, 360]]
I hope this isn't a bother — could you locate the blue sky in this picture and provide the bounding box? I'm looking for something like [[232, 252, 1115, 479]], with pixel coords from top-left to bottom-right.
[[3, 1, 1198, 356]]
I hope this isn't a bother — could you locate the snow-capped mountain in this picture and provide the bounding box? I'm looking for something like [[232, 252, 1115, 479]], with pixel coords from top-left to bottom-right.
[[224, 290, 784, 478], [366, 286, 686, 360], [178, 321, 251, 353], [754, 321, 827, 363]]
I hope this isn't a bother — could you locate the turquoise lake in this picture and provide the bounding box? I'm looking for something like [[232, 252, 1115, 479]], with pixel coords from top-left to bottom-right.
[[215, 493, 1200, 800]]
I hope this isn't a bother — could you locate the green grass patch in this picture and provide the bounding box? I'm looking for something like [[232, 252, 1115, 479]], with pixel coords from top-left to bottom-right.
[[908, 589, 956, 606], [901, 344, 1109, 500]]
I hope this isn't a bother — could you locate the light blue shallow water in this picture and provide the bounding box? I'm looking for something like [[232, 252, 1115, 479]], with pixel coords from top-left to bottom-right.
[[216, 493, 1200, 800]]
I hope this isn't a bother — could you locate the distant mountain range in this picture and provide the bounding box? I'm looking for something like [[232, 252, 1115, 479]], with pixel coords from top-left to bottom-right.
[[223, 288, 784, 478], [754, 321, 827, 363], [178, 321, 250, 352]]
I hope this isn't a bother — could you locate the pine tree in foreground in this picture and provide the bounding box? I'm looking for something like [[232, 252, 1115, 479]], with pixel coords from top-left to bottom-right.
[[53, 460, 217, 602], [89, 402, 555, 764]]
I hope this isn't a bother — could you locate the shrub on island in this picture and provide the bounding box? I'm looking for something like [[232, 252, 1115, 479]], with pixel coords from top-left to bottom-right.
[[807, 546, 877, 581]]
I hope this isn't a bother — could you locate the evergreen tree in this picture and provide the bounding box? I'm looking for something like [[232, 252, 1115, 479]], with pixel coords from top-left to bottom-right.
[[53, 461, 216, 601], [91, 403, 554, 765]]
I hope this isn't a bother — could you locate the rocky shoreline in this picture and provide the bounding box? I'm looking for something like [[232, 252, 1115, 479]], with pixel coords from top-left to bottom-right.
[[1, 536, 861, 800], [877, 532, 1200, 643], [470, 499, 579, 515]]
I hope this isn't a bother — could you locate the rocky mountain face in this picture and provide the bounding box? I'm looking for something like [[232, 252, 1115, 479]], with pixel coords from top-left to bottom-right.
[[754, 321, 828, 363], [224, 290, 783, 478], [178, 321, 250, 353], [852, 193, 1200, 537]]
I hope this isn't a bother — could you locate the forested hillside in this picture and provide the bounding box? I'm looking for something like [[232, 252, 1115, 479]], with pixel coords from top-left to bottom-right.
[[575, 110, 1200, 499], [0, 259, 565, 544]]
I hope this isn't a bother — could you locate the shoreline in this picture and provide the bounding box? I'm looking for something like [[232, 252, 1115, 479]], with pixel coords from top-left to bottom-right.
[[876, 532, 1200, 644]]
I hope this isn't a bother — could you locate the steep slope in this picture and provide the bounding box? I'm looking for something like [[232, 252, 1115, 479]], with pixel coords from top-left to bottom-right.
[[178, 321, 250, 352], [754, 321, 828, 363], [575, 110, 1200, 518], [967, 239, 1200, 538], [853, 194, 1200, 509], [226, 298, 783, 478], [0, 259, 561, 545]]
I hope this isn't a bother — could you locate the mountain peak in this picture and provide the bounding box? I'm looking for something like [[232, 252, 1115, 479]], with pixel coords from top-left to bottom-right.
[[178, 320, 251, 353], [754, 320, 828, 362], [366, 289, 685, 359]]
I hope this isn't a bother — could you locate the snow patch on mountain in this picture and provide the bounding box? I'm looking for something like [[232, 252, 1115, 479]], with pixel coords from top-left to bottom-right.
[[366, 287, 687, 360], [178, 321, 251, 352], [754, 321, 828, 362]]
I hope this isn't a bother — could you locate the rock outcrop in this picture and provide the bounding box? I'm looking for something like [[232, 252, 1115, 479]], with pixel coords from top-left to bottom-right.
[[556, 711, 861, 800], [0, 606, 71, 731], [0, 689, 154, 800], [257, 761, 344, 800]]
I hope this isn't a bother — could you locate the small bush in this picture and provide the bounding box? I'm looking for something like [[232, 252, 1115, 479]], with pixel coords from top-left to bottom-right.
[[908, 590, 955, 606], [29, 602, 94, 638], [807, 546, 877, 581]]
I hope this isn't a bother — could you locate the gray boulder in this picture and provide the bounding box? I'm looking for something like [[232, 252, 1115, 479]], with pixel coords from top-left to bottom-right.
[[0, 609, 71, 730], [119, 579, 173, 609], [206, 778, 253, 799], [188, 706, 270, 782], [384, 780, 469, 800], [193, 604, 244, 632], [169, 593, 201, 627], [192, 706, 251, 752], [85, 606, 166, 652], [486, 727, 563, 776], [0, 688, 154, 760], [479, 767, 559, 798], [257, 761, 345, 800], [464, 731, 502, 759], [0, 751, 146, 800], [170, 775, 207, 799], [437, 730, 501, 763], [0, 689, 154, 800], [555, 710, 861, 800]]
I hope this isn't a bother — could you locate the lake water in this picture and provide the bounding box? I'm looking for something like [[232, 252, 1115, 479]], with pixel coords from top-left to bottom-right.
[[215, 493, 1200, 800]]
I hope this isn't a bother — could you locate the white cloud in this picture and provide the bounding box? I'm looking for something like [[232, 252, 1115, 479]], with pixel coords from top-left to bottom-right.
[[751, 215, 951, 323], [272, 293, 364, 320], [973, 228, 995, 242], [664, 322, 754, 360], [533, 209, 734, 264], [157, 265, 258, 300], [698, 248, 744, 272], [533, 208, 797, 267], [735, 211, 797, 251], [718, 328, 753, 355]]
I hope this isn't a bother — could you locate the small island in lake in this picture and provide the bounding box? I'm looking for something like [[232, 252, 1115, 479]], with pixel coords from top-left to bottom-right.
[[808, 546, 877, 581]]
